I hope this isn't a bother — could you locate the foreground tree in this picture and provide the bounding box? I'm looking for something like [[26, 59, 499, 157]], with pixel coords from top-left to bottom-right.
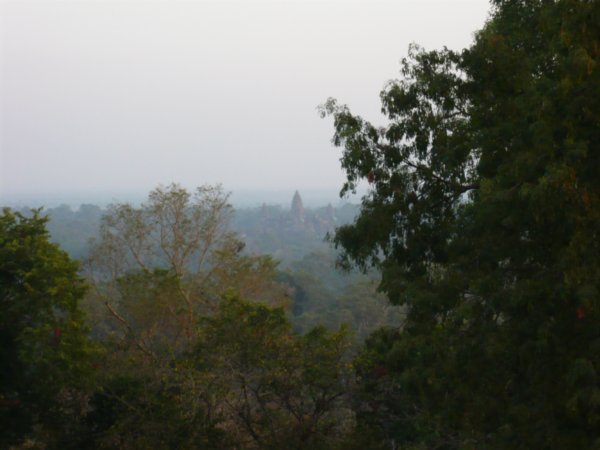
[[0, 209, 97, 448], [194, 295, 353, 449], [82, 184, 291, 447], [323, 0, 599, 448]]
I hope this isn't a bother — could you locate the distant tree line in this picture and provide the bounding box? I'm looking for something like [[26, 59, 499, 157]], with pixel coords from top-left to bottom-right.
[[19, 189, 397, 341]]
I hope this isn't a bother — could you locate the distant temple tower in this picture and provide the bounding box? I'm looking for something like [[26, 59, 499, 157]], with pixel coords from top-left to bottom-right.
[[291, 190, 305, 224], [260, 203, 269, 220]]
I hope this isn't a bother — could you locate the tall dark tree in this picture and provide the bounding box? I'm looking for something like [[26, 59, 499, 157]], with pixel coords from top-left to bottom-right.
[[322, 0, 599, 448], [0, 209, 97, 448]]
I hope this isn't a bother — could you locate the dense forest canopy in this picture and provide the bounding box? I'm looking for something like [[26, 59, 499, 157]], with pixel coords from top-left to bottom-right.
[[20, 189, 398, 340], [1, 0, 598, 448]]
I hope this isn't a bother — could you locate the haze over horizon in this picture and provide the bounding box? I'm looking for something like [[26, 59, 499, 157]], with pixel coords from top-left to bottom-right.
[[1, 0, 491, 207]]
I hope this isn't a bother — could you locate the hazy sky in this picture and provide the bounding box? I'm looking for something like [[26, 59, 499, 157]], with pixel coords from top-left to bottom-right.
[[0, 0, 490, 204]]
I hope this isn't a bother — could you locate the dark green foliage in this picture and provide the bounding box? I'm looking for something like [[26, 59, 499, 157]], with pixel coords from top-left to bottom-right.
[[323, 0, 600, 448], [81, 372, 229, 449], [81, 295, 355, 449], [194, 295, 354, 449], [0, 208, 97, 448]]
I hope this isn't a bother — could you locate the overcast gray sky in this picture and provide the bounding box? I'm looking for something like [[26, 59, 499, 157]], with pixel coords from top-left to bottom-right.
[[0, 0, 490, 205]]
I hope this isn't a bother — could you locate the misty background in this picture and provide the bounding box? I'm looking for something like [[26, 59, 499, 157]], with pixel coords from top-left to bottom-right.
[[0, 0, 490, 207]]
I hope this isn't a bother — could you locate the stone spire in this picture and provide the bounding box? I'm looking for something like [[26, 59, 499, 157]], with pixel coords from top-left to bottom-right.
[[291, 190, 305, 224], [260, 202, 269, 220]]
